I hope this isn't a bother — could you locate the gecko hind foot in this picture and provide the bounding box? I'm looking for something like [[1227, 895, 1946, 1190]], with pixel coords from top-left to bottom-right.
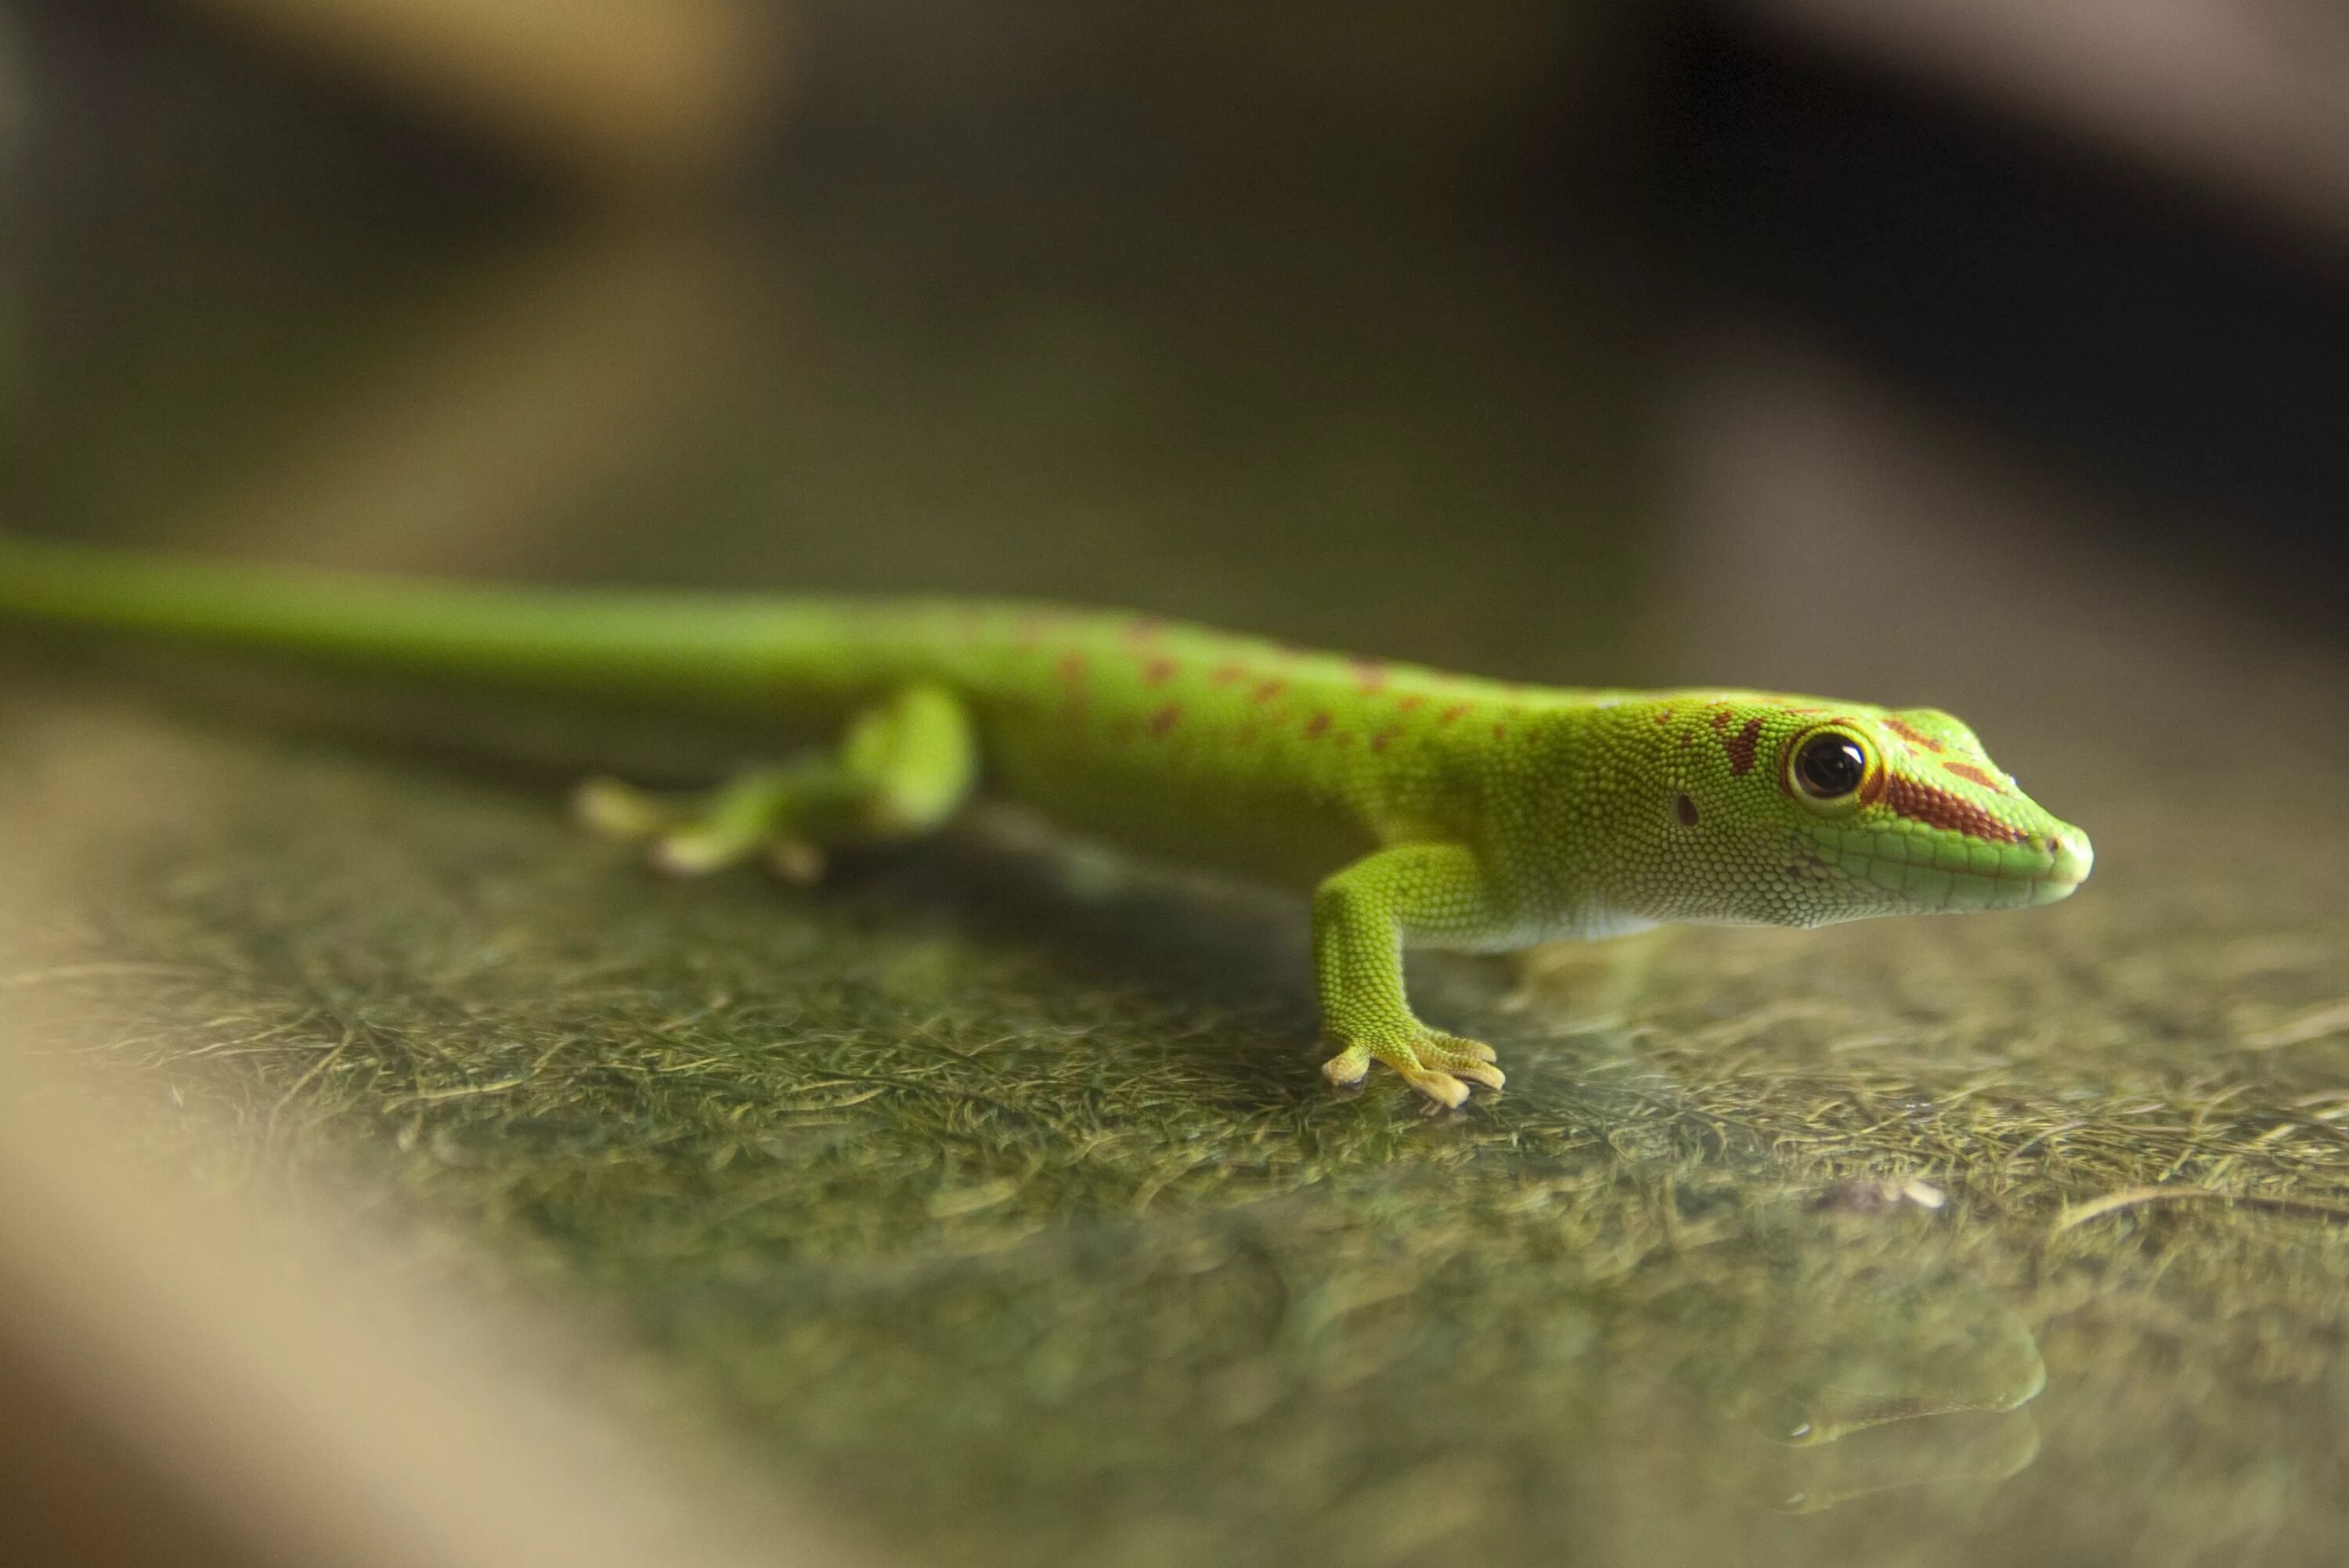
[[572, 772, 818, 880], [571, 685, 977, 885]]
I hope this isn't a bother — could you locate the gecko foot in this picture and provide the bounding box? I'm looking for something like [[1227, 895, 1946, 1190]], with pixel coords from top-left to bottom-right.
[[1320, 1030, 1505, 1108], [572, 772, 817, 879]]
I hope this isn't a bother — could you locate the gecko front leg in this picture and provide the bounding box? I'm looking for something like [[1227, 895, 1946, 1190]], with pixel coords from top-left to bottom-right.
[[576, 683, 976, 880], [1312, 842, 1509, 1108]]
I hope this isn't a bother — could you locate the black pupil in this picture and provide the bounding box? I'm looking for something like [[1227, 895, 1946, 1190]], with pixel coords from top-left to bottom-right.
[[1796, 736, 1867, 798]]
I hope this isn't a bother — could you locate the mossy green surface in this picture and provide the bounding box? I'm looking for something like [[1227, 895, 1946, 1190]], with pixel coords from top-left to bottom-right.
[[5, 618, 2347, 1567]]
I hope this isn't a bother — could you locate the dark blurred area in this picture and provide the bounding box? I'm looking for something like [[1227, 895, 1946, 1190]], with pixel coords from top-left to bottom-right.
[[1662, 4, 2349, 642]]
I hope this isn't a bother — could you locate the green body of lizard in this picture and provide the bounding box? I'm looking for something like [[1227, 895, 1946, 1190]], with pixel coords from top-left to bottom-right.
[[0, 538, 2091, 1105]]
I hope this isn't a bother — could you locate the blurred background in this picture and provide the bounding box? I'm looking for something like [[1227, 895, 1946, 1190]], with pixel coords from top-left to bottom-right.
[[4, 2, 2349, 1566], [5, 0, 2344, 637]]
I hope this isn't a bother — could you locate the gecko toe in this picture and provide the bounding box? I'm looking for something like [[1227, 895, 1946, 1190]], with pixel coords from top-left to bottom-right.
[[1419, 1033, 1505, 1090], [1423, 1031, 1498, 1065], [1400, 1068, 1471, 1108], [573, 777, 672, 839], [650, 832, 745, 876], [1451, 1061, 1506, 1092]]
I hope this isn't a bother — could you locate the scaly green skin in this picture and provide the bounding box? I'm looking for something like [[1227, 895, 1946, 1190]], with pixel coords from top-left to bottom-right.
[[0, 539, 2091, 1105]]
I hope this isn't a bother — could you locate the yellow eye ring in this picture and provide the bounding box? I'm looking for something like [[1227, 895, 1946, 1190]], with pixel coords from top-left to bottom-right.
[[1785, 725, 1876, 812]]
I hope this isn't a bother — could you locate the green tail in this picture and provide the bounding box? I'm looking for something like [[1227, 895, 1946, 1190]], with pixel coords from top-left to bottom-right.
[[0, 535, 909, 720]]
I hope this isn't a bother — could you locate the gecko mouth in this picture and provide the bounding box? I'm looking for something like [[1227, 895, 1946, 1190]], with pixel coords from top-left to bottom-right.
[[2030, 833, 2095, 903], [1806, 826, 2094, 913]]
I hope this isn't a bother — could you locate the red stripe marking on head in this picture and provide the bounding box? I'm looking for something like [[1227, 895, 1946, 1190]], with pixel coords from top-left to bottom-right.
[[1304, 712, 1331, 738], [1882, 774, 2028, 842], [1142, 656, 1178, 686], [1943, 762, 2005, 792], [1724, 716, 1764, 776], [1149, 703, 1182, 736], [1710, 711, 1732, 732], [1884, 718, 1946, 753]]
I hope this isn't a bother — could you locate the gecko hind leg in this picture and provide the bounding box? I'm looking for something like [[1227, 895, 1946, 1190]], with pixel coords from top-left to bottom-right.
[[574, 683, 977, 881]]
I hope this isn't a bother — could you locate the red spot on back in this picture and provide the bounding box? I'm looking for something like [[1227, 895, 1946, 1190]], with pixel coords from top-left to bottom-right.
[[1124, 616, 1165, 644], [1710, 710, 1732, 731], [1885, 718, 1946, 753], [1882, 774, 2028, 842], [1055, 651, 1086, 683], [1304, 712, 1331, 738], [1149, 703, 1182, 736], [1491, 723, 1507, 739], [1654, 708, 1673, 724], [1211, 661, 1247, 685], [1723, 716, 1764, 775], [1370, 730, 1397, 752], [1349, 658, 1388, 694], [1439, 702, 1473, 724], [1943, 762, 2005, 791], [1394, 694, 1425, 712], [1142, 656, 1178, 686]]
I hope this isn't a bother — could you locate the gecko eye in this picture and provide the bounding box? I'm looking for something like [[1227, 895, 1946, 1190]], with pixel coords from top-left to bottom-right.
[[1792, 733, 1870, 801]]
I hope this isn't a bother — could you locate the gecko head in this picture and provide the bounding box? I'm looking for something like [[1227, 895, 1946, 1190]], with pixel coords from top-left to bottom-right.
[[1626, 697, 2091, 927]]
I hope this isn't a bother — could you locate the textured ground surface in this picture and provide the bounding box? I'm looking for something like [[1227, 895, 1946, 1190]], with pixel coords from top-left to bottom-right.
[[4, 211, 2347, 1567]]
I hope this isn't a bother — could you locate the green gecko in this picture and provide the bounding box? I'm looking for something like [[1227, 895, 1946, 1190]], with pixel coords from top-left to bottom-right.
[[0, 536, 2091, 1106]]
